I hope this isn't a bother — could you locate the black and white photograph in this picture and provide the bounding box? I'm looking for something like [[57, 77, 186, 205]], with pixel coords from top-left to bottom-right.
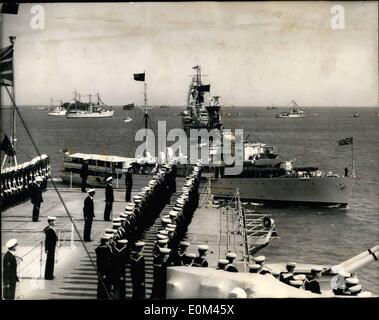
[[1, 1, 378, 306]]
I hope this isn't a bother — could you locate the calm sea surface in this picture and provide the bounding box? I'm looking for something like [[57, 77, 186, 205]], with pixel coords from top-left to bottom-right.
[[2, 106, 379, 294]]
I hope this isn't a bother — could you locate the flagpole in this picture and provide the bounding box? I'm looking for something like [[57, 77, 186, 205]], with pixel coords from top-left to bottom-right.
[[351, 137, 354, 175], [143, 70, 148, 157], [10, 36, 17, 166]]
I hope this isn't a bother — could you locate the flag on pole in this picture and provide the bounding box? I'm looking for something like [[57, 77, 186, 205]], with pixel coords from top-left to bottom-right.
[[133, 73, 145, 82], [338, 137, 353, 146], [1, 3, 19, 14], [197, 84, 210, 92], [1, 133, 16, 156], [0, 44, 14, 86]]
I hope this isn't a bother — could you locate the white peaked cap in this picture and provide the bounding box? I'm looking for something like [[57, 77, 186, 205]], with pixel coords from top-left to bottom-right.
[[5, 239, 18, 249]]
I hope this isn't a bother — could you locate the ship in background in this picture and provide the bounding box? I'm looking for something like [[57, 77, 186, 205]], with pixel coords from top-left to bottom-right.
[[182, 65, 223, 134], [66, 92, 114, 118], [275, 100, 306, 118], [47, 98, 66, 116]]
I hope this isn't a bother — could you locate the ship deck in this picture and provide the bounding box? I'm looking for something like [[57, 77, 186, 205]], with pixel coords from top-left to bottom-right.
[[2, 178, 270, 299]]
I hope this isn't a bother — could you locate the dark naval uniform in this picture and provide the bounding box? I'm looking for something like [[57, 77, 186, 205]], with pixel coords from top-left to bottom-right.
[[192, 257, 208, 267], [124, 171, 133, 202], [225, 263, 239, 273], [111, 244, 129, 299], [151, 257, 169, 299], [279, 272, 295, 285], [44, 226, 58, 279], [130, 252, 146, 299], [304, 276, 321, 294], [80, 162, 89, 192], [104, 183, 114, 221], [83, 195, 95, 241], [95, 244, 113, 299], [30, 182, 43, 222], [2, 251, 19, 299]]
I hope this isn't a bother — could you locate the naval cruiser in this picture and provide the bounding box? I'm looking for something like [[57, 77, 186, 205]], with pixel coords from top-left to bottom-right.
[[205, 138, 354, 206]]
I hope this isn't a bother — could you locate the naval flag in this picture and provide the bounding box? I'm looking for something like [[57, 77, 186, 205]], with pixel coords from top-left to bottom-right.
[[338, 137, 353, 146], [133, 73, 145, 82], [1, 133, 16, 156], [197, 84, 210, 92], [0, 44, 14, 87]]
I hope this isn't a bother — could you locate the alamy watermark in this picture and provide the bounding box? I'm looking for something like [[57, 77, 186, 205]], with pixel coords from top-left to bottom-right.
[[134, 121, 244, 175]]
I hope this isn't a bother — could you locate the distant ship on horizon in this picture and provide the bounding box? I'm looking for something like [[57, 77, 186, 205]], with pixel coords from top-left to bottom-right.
[[66, 92, 114, 118]]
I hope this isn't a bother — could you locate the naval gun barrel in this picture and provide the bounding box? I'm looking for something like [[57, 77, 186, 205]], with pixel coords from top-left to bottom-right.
[[333, 244, 379, 274]]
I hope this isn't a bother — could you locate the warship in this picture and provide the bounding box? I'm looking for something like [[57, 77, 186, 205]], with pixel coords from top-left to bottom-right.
[[205, 138, 354, 206], [275, 100, 306, 118], [180, 67, 353, 206], [182, 65, 223, 134]]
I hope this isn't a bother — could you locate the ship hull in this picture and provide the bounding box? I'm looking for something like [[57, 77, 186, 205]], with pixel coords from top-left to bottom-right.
[[210, 176, 354, 205], [66, 110, 114, 118]]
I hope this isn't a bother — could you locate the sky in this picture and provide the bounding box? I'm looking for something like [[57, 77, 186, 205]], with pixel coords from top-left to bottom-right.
[[1, 1, 378, 107]]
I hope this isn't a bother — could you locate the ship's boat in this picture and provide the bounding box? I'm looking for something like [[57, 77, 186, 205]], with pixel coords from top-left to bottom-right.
[[60, 151, 160, 189]]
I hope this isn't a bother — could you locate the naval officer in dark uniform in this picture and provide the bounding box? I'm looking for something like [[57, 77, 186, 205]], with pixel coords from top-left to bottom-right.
[[80, 159, 89, 192], [44, 216, 58, 280], [3, 239, 19, 300], [124, 166, 133, 202], [30, 176, 43, 222], [253, 256, 272, 275], [104, 176, 114, 221], [95, 234, 113, 299], [130, 241, 146, 299], [83, 189, 96, 242]]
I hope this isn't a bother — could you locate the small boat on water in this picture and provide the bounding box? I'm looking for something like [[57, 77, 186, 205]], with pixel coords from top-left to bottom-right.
[[66, 92, 114, 118], [123, 103, 134, 110], [275, 100, 306, 118], [47, 99, 66, 116], [350, 112, 360, 118], [123, 116, 132, 123]]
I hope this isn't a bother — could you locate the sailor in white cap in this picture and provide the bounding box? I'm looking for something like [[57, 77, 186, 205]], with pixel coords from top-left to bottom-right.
[[217, 259, 230, 270], [95, 234, 113, 299], [124, 165, 133, 202], [279, 262, 296, 286], [151, 247, 171, 299], [168, 241, 190, 267], [3, 239, 19, 299], [44, 216, 58, 280], [103, 176, 114, 221], [192, 245, 209, 267], [130, 241, 146, 299], [225, 252, 239, 272], [253, 255, 271, 275], [348, 284, 362, 296], [83, 189, 96, 242], [249, 264, 261, 273], [304, 266, 323, 294], [30, 175, 44, 222], [111, 238, 129, 299]]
